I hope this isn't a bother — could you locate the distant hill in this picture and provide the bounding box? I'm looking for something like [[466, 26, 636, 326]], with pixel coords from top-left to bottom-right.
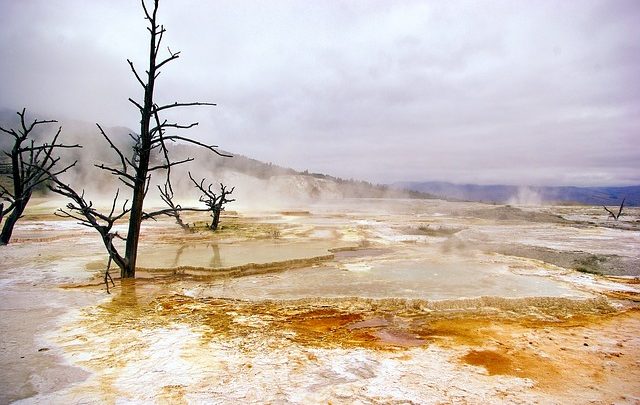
[[0, 110, 433, 205], [395, 181, 640, 207]]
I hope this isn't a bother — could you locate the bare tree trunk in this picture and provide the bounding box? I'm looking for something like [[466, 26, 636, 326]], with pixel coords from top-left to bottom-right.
[[211, 206, 222, 231], [1, 142, 25, 245], [121, 2, 158, 279], [123, 168, 148, 278], [0, 194, 29, 245], [1, 109, 79, 245]]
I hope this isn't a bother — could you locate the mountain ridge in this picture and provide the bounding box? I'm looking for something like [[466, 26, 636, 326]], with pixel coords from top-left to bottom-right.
[[394, 181, 640, 207]]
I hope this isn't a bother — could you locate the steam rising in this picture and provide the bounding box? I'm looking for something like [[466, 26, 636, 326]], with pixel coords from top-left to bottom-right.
[[37, 120, 416, 213], [507, 187, 543, 206]]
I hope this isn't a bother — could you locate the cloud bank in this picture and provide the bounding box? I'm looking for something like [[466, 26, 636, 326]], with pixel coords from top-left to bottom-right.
[[1, 0, 639, 186]]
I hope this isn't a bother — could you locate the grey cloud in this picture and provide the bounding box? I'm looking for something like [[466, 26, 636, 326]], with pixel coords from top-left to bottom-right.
[[1, 0, 638, 186]]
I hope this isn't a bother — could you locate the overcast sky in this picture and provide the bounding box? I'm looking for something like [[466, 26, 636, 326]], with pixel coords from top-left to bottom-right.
[[1, 0, 638, 186]]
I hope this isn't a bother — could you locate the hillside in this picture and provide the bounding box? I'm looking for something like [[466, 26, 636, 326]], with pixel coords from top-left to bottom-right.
[[0, 113, 433, 206]]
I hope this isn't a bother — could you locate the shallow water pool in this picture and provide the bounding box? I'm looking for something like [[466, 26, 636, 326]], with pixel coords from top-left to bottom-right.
[[200, 256, 591, 300]]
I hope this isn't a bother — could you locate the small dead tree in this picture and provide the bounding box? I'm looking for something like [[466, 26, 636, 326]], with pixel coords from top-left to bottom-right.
[[155, 181, 192, 231], [603, 197, 625, 221], [48, 0, 229, 279], [148, 177, 212, 231], [189, 172, 235, 231], [51, 182, 129, 292], [0, 109, 80, 245]]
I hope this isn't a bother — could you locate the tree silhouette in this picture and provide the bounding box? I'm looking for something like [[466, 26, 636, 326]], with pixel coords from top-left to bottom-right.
[[49, 0, 230, 279], [0, 109, 80, 245], [603, 198, 625, 221], [189, 172, 235, 231]]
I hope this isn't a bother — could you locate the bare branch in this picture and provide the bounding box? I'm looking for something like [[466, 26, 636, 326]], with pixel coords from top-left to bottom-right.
[[105, 255, 116, 294], [153, 101, 216, 113], [155, 49, 180, 70], [147, 157, 193, 172], [96, 123, 130, 175], [95, 163, 136, 182], [603, 206, 616, 219], [19, 143, 81, 152], [141, 0, 152, 21], [154, 26, 166, 58], [28, 160, 78, 191], [155, 135, 232, 157], [153, 121, 199, 131], [0, 183, 14, 201], [127, 59, 146, 89], [617, 197, 625, 219], [151, 108, 173, 184], [17, 108, 57, 136], [0, 126, 19, 138], [128, 97, 144, 111], [142, 206, 209, 220]]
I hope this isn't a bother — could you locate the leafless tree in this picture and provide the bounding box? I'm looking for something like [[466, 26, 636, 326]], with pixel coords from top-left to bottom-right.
[[603, 197, 625, 221], [49, 0, 230, 279], [0, 109, 80, 245], [148, 177, 213, 231], [189, 172, 235, 231]]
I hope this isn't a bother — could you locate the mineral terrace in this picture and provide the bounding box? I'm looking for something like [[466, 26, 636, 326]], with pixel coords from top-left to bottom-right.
[[1, 198, 639, 404]]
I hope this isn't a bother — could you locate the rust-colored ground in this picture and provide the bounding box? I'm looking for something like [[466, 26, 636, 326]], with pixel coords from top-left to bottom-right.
[[4, 204, 639, 403], [81, 283, 640, 399]]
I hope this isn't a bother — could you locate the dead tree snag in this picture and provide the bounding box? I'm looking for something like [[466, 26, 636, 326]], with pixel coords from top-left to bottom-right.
[[0, 109, 80, 245], [189, 172, 235, 231], [603, 197, 625, 221], [48, 0, 230, 279], [149, 177, 210, 231]]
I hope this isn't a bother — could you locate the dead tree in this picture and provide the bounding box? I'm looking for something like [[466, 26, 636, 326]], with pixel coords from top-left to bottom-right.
[[50, 182, 129, 292], [150, 177, 211, 231], [603, 197, 625, 221], [0, 109, 80, 245], [48, 0, 229, 279], [155, 181, 191, 231], [189, 172, 235, 231]]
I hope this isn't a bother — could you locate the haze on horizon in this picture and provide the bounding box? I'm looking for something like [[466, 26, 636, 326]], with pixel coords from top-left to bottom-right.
[[1, 0, 638, 187]]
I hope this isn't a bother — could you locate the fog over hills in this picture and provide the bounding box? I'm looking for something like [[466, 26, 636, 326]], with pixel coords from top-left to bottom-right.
[[2, 109, 637, 208], [0, 111, 431, 209]]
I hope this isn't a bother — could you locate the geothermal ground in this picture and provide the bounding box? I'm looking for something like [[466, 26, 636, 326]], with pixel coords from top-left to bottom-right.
[[1, 198, 639, 404]]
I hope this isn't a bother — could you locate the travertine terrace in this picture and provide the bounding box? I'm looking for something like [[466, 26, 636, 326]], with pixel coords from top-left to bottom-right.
[[1, 198, 639, 404]]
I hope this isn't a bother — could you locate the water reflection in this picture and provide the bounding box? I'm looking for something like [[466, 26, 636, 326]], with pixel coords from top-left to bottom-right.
[[137, 240, 344, 271], [205, 257, 592, 301], [172, 244, 222, 268]]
